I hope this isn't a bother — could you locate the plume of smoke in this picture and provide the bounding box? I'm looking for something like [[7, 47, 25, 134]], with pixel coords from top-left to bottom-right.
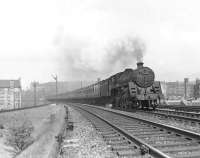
[[56, 36, 100, 80], [103, 37, 146, 73], [55, 35, 146, 81]]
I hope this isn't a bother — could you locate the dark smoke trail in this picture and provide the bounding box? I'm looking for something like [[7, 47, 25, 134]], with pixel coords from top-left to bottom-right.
[[103, 37, 146, 72], [55, 35, 146, 81], [55, 35, 99, 80]]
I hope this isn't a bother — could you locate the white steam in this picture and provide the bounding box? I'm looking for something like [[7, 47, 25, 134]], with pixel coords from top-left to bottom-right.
[[55, 34, 146, 81]]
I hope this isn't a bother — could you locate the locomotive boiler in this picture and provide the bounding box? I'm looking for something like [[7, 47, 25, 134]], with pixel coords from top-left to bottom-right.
[[55, 62, 163, 110]]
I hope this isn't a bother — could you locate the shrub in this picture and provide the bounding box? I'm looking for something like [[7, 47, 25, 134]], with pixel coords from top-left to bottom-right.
[[5, 120, 34, 154]]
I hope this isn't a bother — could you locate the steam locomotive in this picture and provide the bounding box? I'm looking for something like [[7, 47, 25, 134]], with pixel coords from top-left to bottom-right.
[[56, 62, 163, 110]]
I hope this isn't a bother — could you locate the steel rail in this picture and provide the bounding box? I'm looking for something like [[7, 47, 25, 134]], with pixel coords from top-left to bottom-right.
[[75, 103, 200, 140], [158, 105, 200, 112], [156, 108, 200, 117], [70, 103, 200, 157], [73, 104, 172, 158], [138, 110, 200, 124]]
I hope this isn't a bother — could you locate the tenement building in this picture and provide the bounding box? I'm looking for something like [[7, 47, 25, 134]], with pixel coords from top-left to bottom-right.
[[161, 79, 195, 100], [194, 79, 200, 99], [0, 80, 21, 110]]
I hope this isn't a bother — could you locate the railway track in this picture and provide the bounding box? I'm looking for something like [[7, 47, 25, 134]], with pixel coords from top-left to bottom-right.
[[158, 105, 200, 112], [74, 107, 154, 158], [134, 109, 200, 134], [137, 109, 200, 125], [70, 103, 200, 158], [156, 108, 200, 118]]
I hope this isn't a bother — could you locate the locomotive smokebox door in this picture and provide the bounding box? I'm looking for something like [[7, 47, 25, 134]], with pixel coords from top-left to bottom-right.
[[135, 64, 155, 88]]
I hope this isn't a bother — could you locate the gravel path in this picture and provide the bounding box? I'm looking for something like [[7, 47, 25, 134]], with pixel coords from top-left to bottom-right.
[[59, 106, 117, 158]]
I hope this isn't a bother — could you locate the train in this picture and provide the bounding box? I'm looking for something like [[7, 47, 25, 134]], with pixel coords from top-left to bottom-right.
[[55, 62, 163, 110]]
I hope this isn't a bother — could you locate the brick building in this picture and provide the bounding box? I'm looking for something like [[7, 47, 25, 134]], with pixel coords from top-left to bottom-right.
[[194, 79, 200, 99], [161, 79, 194, 100], [0, 80, 21, 110]]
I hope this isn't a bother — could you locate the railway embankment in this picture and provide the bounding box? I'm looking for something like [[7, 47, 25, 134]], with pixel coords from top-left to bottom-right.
[[0, 104, 65, 158]]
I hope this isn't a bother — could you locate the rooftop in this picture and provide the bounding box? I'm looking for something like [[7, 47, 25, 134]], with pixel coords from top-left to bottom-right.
[[0, 80, 21, 88]]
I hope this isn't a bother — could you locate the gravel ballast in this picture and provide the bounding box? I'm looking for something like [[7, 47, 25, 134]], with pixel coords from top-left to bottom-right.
[[59, 106, 117, 158]]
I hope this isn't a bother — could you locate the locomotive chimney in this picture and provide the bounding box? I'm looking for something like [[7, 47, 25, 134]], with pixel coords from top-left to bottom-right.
[[137, 61, 144, 69]]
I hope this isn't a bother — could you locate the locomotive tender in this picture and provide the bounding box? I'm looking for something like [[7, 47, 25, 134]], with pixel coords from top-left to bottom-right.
[[57, 62, 163, 110]]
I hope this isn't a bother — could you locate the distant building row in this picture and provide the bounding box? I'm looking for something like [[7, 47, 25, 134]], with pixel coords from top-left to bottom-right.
[[0, 80, 21, 110], [161, 78, 200, 100], [21, 81, 94, 107]]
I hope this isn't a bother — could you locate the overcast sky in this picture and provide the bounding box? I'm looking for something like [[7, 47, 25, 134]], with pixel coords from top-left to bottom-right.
[[0, 0, 200, 88]]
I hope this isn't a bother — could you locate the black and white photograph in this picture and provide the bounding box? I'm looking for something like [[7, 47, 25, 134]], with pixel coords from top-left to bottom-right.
[[0, 0, 200, 157]]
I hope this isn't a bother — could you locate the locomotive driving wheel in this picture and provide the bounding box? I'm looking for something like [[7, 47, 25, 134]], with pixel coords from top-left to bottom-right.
[[152, 99, 158, 110], [140, 100, 150, 110]]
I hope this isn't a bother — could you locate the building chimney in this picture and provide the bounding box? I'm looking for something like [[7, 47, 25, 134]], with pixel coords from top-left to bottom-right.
[[196, 78, 200, 84], [137, 62, 144, 69], [184, 78, 189, 99]]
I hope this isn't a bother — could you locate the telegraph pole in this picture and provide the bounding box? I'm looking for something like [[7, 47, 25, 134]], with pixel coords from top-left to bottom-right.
[[33, 82, 37, 106], [52, 75, 58, 105]]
